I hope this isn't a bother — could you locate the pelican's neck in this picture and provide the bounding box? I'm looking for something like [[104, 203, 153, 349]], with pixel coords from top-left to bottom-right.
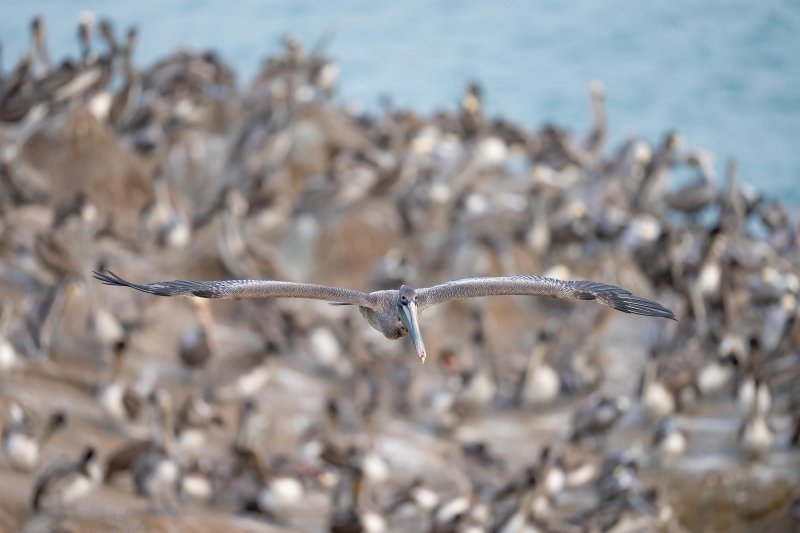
[[0, 303, 12, 336], [110, 351, 124, 383], [150, 395, 175, 455], [643, 358, 659, 389], [527, 343, 548, 373], [235, 403, 257, 450]]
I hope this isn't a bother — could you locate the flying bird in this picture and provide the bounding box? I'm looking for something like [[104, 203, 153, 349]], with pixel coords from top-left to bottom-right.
[[93, 271, 675, 364]]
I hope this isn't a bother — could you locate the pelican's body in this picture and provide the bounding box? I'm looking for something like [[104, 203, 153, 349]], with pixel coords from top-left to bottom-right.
[[32, 446, 101, 513], [94, 271, 675, 363], [355, 290, 409, 340], [3, 405, 66, 472]]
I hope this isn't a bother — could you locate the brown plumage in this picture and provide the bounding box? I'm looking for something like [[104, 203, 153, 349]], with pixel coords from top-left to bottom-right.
[[94, 270, 675, 364], [104, 439, 152, 483]]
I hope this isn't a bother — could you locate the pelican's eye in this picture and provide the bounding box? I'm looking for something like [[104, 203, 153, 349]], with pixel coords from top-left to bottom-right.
[[400, 295, 408, 304]]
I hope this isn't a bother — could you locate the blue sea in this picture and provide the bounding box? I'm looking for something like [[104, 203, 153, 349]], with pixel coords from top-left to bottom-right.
[[2, 0, 798, 203]]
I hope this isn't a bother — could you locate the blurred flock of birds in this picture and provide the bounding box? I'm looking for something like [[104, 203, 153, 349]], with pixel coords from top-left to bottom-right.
[[0, 13, 799, 533]]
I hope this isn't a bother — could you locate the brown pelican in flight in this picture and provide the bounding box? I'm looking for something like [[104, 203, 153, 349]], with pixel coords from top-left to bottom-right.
[[93, 271, 675, 364]]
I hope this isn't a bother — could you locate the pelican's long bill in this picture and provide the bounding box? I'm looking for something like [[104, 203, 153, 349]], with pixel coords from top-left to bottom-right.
[[398, 298, 426, 364]]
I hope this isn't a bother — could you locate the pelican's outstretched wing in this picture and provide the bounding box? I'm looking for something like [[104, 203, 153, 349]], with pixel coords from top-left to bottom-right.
[[93, 270, 375, 307], [416, 275, 676, 319]]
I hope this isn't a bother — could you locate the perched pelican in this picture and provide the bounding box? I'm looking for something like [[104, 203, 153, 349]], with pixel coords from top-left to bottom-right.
[[247, 456, 306, 521], [0, 302, 22, 380], [638, 352, 676, 420], [666, 151, 718, 216], [132, 390, 180, 512], [582, 81, 607, 162], [178, 298, 217, 374], [29, 17, 51, 79], [328, 449, 387, 533], [491, 471, 537, 533], [3, 405, 67, 472], [737, 384, 774, 461], [32, 445, 101, 513], [652, 417, 687, 464], [97, 340, 141, 427], [386, 477, 440, 522], [174, 393, 224, 459], [94, 271, 675, 364], [570, 395, 630, 446], [737, 377, 771, 417], [25, 276, 76, 358], [517, 338, 560, 408], [178, 459, 214, 505]]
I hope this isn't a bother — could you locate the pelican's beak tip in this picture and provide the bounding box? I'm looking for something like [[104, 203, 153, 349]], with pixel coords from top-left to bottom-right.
[[419, 353, 426, 364]]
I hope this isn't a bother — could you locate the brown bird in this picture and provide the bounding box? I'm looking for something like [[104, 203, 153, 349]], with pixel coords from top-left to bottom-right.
[[94, 270, 675, 364]]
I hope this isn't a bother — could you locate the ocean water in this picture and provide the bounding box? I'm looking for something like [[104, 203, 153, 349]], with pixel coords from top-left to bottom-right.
[[2, 0, 799, 203]]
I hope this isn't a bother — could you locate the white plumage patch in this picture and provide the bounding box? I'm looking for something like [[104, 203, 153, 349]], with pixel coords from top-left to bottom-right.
[[411, 486, 439, 510], [0, 339, 19, 371], [309, 327, 341, 366], [259, 477, 304, 510], [362, 511, 387, 533], [181, 474, 212, 503], [5, 433, 39, 471], [60, 476, 95, 506]]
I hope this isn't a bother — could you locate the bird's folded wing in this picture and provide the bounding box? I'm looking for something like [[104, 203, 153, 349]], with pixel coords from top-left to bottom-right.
[[93, 270, 375, 307], [416, 275, 675, 319]]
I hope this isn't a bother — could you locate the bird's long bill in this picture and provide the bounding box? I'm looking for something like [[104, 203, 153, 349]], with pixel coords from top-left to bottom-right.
[[399, 301, 426, 364]]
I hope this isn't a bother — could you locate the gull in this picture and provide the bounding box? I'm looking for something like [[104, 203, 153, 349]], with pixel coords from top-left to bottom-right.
[[94, 270, 675, 364]]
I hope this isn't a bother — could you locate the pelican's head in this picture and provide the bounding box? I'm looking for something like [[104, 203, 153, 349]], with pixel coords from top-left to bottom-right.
[[126, 27, 138, 47], [31, 17, 45, 46], [397, 285, 426, 364]]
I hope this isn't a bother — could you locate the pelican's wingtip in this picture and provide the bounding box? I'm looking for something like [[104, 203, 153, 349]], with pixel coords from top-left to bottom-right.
[[571, 280, 676, 320], [92, 269, 124, 286], [612, 294, 677, 320], [92, 269, 167, 296]]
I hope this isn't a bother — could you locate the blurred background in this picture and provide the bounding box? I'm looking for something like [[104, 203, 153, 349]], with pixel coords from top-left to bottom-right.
[[2, 0, 799, 202], [0, 2, 800, 532]]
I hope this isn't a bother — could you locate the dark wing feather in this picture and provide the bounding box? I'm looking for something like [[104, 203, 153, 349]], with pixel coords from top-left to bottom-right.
[[94, 270, 212, 297], [416, 275, 675, 320], [93, 270, 375, 307], [566, 280, 676, 319]]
